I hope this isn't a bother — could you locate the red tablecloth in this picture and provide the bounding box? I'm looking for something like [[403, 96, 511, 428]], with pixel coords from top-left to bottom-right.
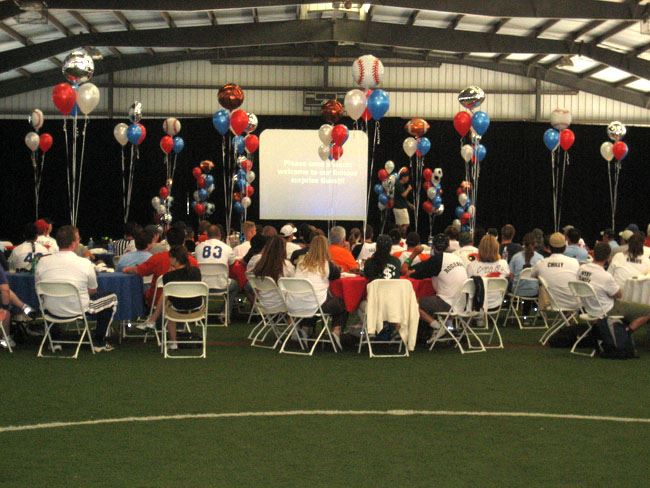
[[229, 261, 248, 290], [330, 276, 435, 313]]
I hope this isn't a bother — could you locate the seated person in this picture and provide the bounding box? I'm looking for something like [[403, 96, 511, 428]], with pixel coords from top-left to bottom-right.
[[599, 228, 620, 253], [363, 234, 401, 282], [444, 225, 460, 252], [184, 228, 196, 253], [116, 228, 154, 272], [608, 232, 650, 290], [280, 224, 303, 257], [394, 231, 430, 268], [195, 225, 238, 315], [35, 225, 118, 352], [389, 228, 405, 254], [578, 242, 650, 333], [0, 264, 36, 349], [328, 226, 359, 273], [509, 232, 543, 297], [244, 234, 268, 268], [564, 227, 589, 263], [353, 224, 376, 265], [35, 218, 58, 253], [113, 222, 139, 256], [250, 235, 295, 310], [233, 220, 256, 260], [499, 224, 523, 263], [8, 223, 49, 272], [290, 227, 313, 266], [454, 232, 478, 266], [466, 235, 511, 310]]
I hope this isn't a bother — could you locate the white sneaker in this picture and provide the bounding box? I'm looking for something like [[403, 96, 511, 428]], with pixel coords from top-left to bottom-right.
[[93, 343, 114, 353], [167, 341, 178, 351], [136, 321, 156, 331]]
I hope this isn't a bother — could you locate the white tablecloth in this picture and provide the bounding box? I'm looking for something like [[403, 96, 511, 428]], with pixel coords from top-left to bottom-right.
[[623, 276, 650, 305]]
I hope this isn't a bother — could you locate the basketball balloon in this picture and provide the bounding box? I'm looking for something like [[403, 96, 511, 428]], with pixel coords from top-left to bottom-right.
[[217, 83, 244, 111], [321, 99, 344, 124]]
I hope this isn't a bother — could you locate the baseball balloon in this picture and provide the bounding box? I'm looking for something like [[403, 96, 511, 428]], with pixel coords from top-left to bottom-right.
[[550, 108, 572, 131], [163, 117, 181, 136], [352, 54, 384, 89]]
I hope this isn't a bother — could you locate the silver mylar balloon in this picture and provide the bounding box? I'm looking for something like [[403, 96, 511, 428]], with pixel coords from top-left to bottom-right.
[[160, 213, 173, 225], [128, 101, 143, 123], [246, 113, 258, 133], [607, 121, 626, 142], [62, 50, 94, 84], [458, 86, 485, 111], [470, 131, 482, 145]]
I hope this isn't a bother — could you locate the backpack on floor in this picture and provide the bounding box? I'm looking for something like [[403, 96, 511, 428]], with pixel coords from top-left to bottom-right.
[[594, 318, 638, 359]]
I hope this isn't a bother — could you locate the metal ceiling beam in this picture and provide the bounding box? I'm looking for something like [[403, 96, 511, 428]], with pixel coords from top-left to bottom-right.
[[447, 14, 464, 30], [112, 10, 156, 56], [19, 0, 649, 20], [69, 11, 122, 57], [0, 21, 62, 67], [578, 64, 606, 78], [613, 75, 639, 88], [161, 11, 176, 29], [489, 18, 510, 34], [406, 10, 419, 26], [590, 21, 636, 45]]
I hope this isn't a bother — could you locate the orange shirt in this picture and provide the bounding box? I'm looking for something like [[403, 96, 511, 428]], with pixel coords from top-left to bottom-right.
[[328, 244, 358, 272]]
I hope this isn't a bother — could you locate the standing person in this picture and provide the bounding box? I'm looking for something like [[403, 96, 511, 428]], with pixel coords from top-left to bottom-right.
[[509, 232, 543, 298], [113, 222, 139, 257], [393, 170, 414, 235], [233, 221, 256, 261], [35, 226, 118, 352], [8, 223, 49, 272], [466, 235, 511, 310], [608, 232, 650, 290], [292, 235, 347, 348], [35, 218, 58, 253], [353, 224, 376, 265], [363, 235, 401, 281], [499, 224, 522, 263]]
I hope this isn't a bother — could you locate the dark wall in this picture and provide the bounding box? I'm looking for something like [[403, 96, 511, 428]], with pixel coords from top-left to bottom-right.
[[1, 115, 647, 246]]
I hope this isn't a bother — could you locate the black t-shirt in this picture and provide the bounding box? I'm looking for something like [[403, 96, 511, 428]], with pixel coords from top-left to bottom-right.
[[393, 181, 409, 209], [163, 266, 202, 310], [409, 253, 444, 279], [184, 239, 196, 253], [363, 256, 401, 282], [351, 243, 363, 260], [499, 242, 522, 263], [290, 247, 309, 266]]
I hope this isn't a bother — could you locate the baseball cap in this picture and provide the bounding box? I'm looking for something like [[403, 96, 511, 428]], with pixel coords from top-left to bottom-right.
[[35, 219, 49, 234], [619, 229, 633, 241], [549, 232, 566, 248], [625, 223, 640, 232], [280, 224, 297, 238]]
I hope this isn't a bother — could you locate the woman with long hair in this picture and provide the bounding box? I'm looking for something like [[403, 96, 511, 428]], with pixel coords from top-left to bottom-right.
[[248, 235, 294, 310], [509, 232, 543, 297], [608, 231, 650, 289], [292, 235, 347, 348], [347, 227, 362, 254], [466, 234, 511, 309]]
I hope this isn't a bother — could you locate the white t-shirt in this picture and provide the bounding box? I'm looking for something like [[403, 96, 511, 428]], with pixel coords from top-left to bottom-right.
[[433, 252, 468, 307], [233, 240, 251, 260], [390, 244, 406, 254], [531, 253, 580, 310], [447, 239, 460, 252], [8, 241, 49, 271], [466, 259, 510, 310], [288, 262, 332, 314], [454, 245, 478, 266], [395, 249, 427, 267], [195, 239, 235, 289], [357, 242, 376, 262], [578, 262, 619, 314], [36, 235, 59, 253], [247, 255, 295, 311], [35, 251, 97, 316], [608, 252, 650, 290], [286, 241, 302, 258]]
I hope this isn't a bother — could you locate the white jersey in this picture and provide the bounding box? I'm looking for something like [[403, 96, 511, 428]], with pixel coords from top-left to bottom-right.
[[454, 245, 478, 266], [608, 252, 650, 290], [195, 239, 234, 289], [531, 253, 580, 310], [466, 259, 510, 310], [233, 240, 251, 260], [36, 235, 58, 253], [357, 242, 376, 262], [35, 251, 97, 316], [447, 239, 460, 252], [8, 241, 49, 271], [578, 262, 619, 314], [286, 241, 302, 258], [434, 253, 469, 308]]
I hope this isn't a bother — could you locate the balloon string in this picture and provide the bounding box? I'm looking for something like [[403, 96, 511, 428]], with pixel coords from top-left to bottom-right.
[[612, 162, 621, 230], [121, 147, 126, 222], [221, 136, 227, 229], [365, 121, 378, 237], [374, 121, 380, 146], [74, 116, 89, 227], [127, 145, 136, 224], [70, 113, 79, 225], [62, 118, 73, 224], [557, 150, 569, 231]]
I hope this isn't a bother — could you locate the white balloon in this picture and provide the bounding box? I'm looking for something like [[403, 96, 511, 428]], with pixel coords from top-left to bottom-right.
[[76, 82, 100, 115], [550, 108, 572, 131], [158, 205, 166, 215], [426, 187, 437, 200], [436, 204, 445, 215], [113, 123, 129, 146], [163, 117, 181, 136], [378, 202, 386, 211], [433, 168, 443, 179], [151, 196, 160, 208], [344, 89, 367, 121], [241, 196, 252, 209], [25, 132, 39, 152], [29, 109, 44, 131], [403, 137, 417, 157], [167, 196, 174, 204], [460, 144, 473, 163], [384, 160, 395, 173], [318, 124, 333, 145], [318, 144, 330, 161], [452, 219, 461, 230], [600, 141, 614, 162], [192, 190, 200, 202], [458, 193, 468, 206], [246, 170, 256, 183]]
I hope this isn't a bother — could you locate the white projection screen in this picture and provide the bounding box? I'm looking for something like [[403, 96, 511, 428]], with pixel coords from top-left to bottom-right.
[[259, 129, 368, 221]]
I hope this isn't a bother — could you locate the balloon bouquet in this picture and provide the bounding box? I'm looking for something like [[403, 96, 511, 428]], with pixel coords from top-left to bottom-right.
[[231, 135, 258, 223], [114, 102, 147, 223], [542, 108, 575, 231], [600, 121, 628, 229], [402, 117, 431, 231], [453, 86, 489, 234], [190, 160, 217, 219], [212, 84, 258, 234], [373, 161, 397, 233], [52, 49, 101, 226], [421, 168, 444, 238], [24, 109, 53, 218], [152, 117, 185, 224], [453, 181, 474, 233]]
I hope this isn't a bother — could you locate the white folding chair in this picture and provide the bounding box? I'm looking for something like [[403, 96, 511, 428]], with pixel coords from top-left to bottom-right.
[[0, 311, 12, 353], [246, 274, 291, 349], [162, 281, 209, 359], [278, 277, 338, 356], [538, 276, 580, 346], [199, 263, 230, 327], [504, 268, 546, 329], [35, 281, 94, 359], [120, 275, 161, 346], [568, 280, 625, 357], [476, 277, 509, 349], [358, 279, 410, 358], [430, 279, 486, 354]]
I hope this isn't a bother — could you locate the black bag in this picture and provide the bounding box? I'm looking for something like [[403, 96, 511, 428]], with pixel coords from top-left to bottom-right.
[[594, 318, 638, 359], [547, 324, 595, 349], [471, 276, 485, 312]]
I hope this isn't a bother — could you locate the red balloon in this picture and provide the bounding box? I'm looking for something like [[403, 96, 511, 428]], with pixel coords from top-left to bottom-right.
[[246, 186, 255, 197], [198, 175, 206, 188], [230, 109, 249, 135], [241, 159, 253, 171], [244, 134, 259, 154], [559, 129, 575, 151], [39, 133, 53, 153], [233, 193, 242, 202], [387, 198, 394, 209], [192, 167, 202, 179], [423, 181, 432, 191], [377, 169, 388, 182], [612, 141, 628, 161], [453, 111, 472, 137], [361, 107, 372, 122], [331, 124, 349, 146], [422, 201, 434, 215], [159, 187, 169, 199], [461, 212, 471, 224], [194, 203, 205, 216], [160, 135, 173, 154], [136, 123, 146, 145], [331, 144, 343, 161], [52, 83, 76, 115], [422, 168, 433, 181]]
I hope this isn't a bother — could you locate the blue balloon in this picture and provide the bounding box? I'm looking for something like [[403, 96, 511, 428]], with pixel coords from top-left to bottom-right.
[[172, 136, 184, 154], [417, 137, 431, 156], [461, 224, 470, 233], [543, 128, 560, 151], [198, 189, 208, 202], [126, 124, 142, 145], [464, 202, 470, 211], [367, 89, 390, 120], [212, 109, 230, 136], [378, 193, 389, 205], [471, 111, 490, 136], [433, 196, 442, 208], [232, 135, 245, 155], [70, 103, 80, 117], [237, 168, 247, 180], [237, 179, 246, 192], [455, 206, 464, 219], [474, 144, 487, 162], [233, 201, 244, 214], [204, 175, 214, 187], [373, 183, 384, 195]]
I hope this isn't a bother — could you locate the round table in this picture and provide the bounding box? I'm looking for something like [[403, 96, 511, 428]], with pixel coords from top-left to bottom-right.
[[623, 276, 650, 304]]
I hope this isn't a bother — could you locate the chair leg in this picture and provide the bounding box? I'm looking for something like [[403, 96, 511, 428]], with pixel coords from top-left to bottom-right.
[[0, 322, 12, 353], [570, 324, 596, 357]]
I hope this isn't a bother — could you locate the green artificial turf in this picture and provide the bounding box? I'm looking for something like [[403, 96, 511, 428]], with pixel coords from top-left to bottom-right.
[[1, 322, 649, 487]]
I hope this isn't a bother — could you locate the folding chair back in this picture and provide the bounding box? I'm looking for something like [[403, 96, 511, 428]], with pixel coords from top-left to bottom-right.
[[538, 276, 579, 312], [162, 281, 209, 358], [484, 277, 508, 310], [568, 281, 610, 320], [538, 276, 581, 348], [121, 275, 161, 345], [247, 274, 287, 314], [449, 279, 476, 315], [512, 268, 535, 296], [199, 263, 230, 291], [246, 274, 290, 349]]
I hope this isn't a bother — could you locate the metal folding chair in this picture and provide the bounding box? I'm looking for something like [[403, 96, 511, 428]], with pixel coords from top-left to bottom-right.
[[477, 277, 509, 349], [162, 281, 209, 359], [504, 268, 546, 329], [246, 274, 291, 349], [35, 281, 94, 359], [120, 275, 161, 346], [538, 276, 580, 346], [199, 263, 230, 327], [278, 277, 338, 356]]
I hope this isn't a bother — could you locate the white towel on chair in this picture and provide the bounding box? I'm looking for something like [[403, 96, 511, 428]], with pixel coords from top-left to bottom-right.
[[365, 280, 419, 351]]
